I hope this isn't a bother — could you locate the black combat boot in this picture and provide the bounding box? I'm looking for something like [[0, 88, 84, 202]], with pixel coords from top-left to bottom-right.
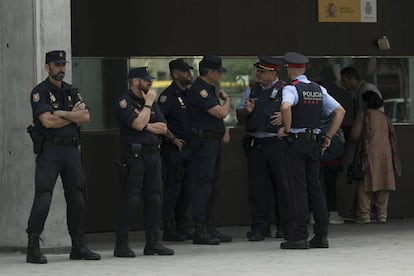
[[309, 235, 329, 248], [176, 220, 194, 240], [193, 223, 220, 245], [114, 234, 136, 257], [246, 230, 265, 241], [162, 220, 186, 241], [69, 235, 101, 260], [144, 230, 174, 256], [26, 233, 47, 264], [207, 224, 232, 242], [280, 239, 310, 249]]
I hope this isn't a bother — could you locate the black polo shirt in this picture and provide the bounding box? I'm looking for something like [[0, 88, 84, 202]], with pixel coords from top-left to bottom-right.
[[157, 82, 191, 141], [30, 78, 82, 138], [116, 90, 166, 145], [186, 77, 225, 134]]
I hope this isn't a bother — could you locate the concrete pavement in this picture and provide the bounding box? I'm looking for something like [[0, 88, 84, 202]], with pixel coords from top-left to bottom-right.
[[1, 218, 414, 275]]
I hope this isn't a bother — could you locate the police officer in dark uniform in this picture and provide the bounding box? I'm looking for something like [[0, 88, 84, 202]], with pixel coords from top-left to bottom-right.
[[158, 58, 194, 241], [26, 50, 101, 264], [238, 56, 291, 241], [187, 55, 232, 245], [113, 67, 174, 257], [277, 52, 345, 249]]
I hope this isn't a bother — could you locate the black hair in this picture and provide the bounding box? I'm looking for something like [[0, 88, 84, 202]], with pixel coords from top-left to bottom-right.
[[362, 90, 384, 109], [199, 66, 210, 76], [340, 66, 361, 80]]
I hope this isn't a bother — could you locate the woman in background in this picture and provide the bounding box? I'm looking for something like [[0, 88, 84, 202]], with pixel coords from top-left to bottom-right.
[[350, 91, 401, 223]]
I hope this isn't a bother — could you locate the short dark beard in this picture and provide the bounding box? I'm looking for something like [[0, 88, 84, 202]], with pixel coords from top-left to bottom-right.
[[49, 71, 65, 81], [141, 86, 149, 94], [179, 77, 192, 87]]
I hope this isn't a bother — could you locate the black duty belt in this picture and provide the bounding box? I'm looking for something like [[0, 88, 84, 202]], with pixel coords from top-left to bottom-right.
[[248, 136, 279, 146], [289, 132, 320, 141], [191, 128, 223, 140], [121, 143, 160, 157], [44, 136, 80, 145]]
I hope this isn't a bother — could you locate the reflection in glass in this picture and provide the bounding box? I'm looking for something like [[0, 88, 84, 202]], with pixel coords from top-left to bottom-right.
[[72, 56, 412, 130]]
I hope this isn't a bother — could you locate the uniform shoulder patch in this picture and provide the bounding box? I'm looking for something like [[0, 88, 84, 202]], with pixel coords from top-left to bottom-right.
[[159, 95, 167, 103], [199, 89, 208, 98], [119, 99, 127, 108], [32, 93, 40, 102]]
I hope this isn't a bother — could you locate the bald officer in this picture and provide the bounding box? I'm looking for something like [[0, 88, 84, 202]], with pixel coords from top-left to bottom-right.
[[277, 52, 345, 249]]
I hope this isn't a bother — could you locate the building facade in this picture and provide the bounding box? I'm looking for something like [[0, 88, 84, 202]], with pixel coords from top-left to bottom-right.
[[1, 0, 414, 248]]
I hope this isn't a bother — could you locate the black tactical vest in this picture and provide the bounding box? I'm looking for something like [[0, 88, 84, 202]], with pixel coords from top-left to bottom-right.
[[247, 82, 284, 133], [290, 80, 323, 129]]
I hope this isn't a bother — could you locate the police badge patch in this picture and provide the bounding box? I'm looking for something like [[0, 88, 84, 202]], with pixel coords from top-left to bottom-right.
[[119, 99, 127, 108], [159, 95, 167, 103], [270, 88, 279, 100], [77, 92, 84, 102], [200, 89, 208, 98], [49, 92, 56, 102], [33, 93, 40, 102]]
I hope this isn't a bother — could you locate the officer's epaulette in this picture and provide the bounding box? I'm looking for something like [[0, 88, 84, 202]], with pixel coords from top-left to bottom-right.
[[276, 81, 286, 88], [289, 80, 301, 86], [310, 81, 322, 86]]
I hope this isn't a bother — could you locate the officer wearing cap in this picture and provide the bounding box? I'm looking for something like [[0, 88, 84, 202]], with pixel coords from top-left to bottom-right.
[[26, 50, 100, 264], [113, 66, 174, 257], [277, 52, 345, 249], [237, 56, 290, 241], [157, 58, 195, 241], [186, 55, 232, 245]]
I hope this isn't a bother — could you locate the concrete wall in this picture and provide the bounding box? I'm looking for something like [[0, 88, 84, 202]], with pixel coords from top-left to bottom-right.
[[0, 0, 72, 248]]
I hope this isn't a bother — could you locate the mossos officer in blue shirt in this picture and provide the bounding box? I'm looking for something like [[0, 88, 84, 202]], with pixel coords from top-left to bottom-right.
[[237, 56, 290, 241], [157, 58, 195, 242], [277, 52, 345, 250], [186, 55, 232, 245], [26, 50, 100, 264], [113, 67, 174, 257]]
